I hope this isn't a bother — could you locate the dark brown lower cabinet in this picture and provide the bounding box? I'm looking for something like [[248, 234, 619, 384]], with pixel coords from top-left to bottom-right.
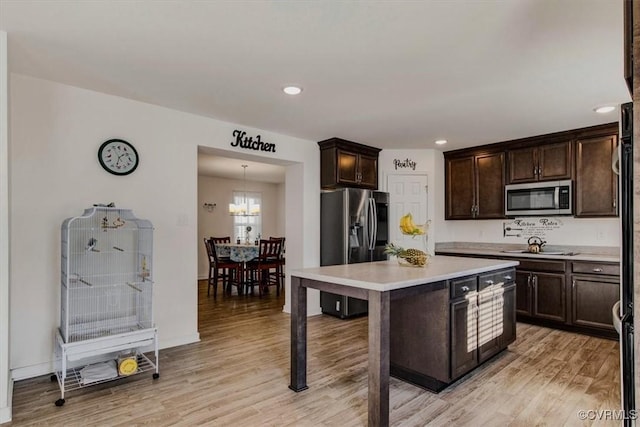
[[515, 271, 531, 315], [450, 297, 478, 379], [391, 268, 516, 392], [501, 284, 517, 345], [532, 272, 566, 322], [514, 261, 566, 323], [571, 275, 620, 331], [436, 251, 620, 339]]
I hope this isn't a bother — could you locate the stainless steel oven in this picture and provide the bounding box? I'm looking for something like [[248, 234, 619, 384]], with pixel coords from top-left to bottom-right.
[[504, 180, 572, 216]]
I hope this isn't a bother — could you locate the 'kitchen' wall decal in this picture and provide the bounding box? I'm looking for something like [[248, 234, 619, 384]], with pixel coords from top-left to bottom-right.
[[230, 129, 276, 153]]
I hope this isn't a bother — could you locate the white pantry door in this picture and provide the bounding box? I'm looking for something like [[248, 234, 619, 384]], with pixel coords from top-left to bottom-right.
[[387, 174, 428, 248]]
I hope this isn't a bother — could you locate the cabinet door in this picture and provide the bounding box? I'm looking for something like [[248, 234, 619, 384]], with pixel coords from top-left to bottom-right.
[[515, 271, 531, 315], [575, 135, 618, 217], [336, 149, 359, 185], [571, 275, 619, 331], [500, 284, 517, 348], [532, 272, 566, 322], [450, 297, 479, 379], [507, 146, 537, 183], [478, 289, 501, 363], [446, 156, 475, 219], [475, 152, 505, 219], [358, 153, 378, 189], [538, 141, 572, 181]]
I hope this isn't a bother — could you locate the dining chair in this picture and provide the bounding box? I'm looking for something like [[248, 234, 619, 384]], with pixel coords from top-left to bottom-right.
[[246, 239, 283, 296], [210, 236, 231, 259], [204, 238, 242, 297], [268, 236, 286, 291]]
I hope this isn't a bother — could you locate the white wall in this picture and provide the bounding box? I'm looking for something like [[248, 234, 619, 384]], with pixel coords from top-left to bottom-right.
[[0, 31, 12, 424], [8, 74, 320, 380], [197, 175, 283, 279], [379, 147, 620, 248]]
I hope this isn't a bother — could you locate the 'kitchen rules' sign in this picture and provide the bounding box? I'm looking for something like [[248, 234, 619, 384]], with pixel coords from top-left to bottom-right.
[[503, 218, 564, 238]]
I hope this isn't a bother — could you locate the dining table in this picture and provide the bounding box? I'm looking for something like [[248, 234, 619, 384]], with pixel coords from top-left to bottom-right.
[[215, 242, 259, 290]]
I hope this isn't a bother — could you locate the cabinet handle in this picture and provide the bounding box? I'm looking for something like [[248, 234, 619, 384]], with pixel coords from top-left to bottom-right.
[[461, 286, 470, 293], [572, 279, 576, 289], [613, 198, 617, 209], [533, 166, 537, 177], [485, 280, 494, 285], [592, 268, 603, 272], [537, 166, 541, 177], [504, 275, 512, 281], [527, 275, 531, 288], [532, 275, 537, 288]]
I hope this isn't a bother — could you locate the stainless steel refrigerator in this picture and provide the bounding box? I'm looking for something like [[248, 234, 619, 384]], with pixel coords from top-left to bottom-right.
[[320, 188, 389, 318], [615, 102, 635, 424]]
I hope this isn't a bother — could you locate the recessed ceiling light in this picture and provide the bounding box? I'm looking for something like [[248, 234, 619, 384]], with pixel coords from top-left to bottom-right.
[[283, 86, 302, 95], [435, 139, 447, 145], [594, 105, 616, 114]]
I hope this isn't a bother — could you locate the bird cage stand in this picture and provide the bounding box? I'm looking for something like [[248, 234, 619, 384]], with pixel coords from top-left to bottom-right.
[[52, 206, 159, 406]]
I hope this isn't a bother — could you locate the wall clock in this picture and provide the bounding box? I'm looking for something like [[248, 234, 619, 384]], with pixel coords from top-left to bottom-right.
[[98, 139, 139, 175]]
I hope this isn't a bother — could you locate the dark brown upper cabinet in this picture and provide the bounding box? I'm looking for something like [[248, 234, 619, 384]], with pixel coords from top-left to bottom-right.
[[445, 151, 505, 220], [575, 133, 618, 217], [443, 122, 618, 220], [318, 138, 381, 190], [507, 141, 572, 184]]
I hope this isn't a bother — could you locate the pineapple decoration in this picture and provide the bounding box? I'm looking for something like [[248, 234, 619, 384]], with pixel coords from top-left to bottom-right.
[[384, 213, 430, 267]]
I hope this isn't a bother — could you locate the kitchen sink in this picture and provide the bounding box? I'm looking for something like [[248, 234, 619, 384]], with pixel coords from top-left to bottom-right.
[[500, 250, 579, 256]]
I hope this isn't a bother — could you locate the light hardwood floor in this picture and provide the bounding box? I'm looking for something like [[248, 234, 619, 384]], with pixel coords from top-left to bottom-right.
[[8, 280, 621, 426]]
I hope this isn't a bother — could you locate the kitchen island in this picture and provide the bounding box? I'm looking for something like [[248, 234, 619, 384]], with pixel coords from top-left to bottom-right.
[[289, 256, 519, 427]]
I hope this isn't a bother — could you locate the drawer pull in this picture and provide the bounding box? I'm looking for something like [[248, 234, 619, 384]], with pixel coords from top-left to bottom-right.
[[461, 286, 470, 292], [592, 268, 603, 272], [504, 275, 512, 281], [485, 280, 494, 285]]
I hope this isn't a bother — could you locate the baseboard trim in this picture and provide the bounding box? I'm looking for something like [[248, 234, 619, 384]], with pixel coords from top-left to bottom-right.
[[159, 333, 201, 350], [0, 379, 12, 424], [11, 362, 52, 381]]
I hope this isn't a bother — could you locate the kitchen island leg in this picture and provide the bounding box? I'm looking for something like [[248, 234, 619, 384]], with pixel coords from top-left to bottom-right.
[[368, 290, 390, 427], [289, 276, 308, 392]]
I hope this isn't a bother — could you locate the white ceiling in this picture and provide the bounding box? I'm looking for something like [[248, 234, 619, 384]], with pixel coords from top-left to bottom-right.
[[0, 0, 631, 181]]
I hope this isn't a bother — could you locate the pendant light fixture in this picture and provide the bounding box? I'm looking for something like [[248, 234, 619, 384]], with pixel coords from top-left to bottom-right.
[[229, 164, 260, 216]]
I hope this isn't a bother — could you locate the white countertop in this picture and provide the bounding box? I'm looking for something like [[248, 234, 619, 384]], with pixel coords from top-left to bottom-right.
[[435, 247, 619, 263], [291, 256, 518, 292]]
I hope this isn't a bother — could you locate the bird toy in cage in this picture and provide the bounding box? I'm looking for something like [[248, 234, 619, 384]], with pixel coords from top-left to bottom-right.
[[101, 216, 126, 230], [85, 238, 99, 252]]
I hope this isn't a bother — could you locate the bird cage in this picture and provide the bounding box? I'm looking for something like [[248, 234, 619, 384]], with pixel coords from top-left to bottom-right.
[[53, 206, 158, 406], [60, 206, 153, 342]]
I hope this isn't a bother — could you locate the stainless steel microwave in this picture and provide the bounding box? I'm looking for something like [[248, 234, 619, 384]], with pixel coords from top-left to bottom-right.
[[504, 180, 572, 216]]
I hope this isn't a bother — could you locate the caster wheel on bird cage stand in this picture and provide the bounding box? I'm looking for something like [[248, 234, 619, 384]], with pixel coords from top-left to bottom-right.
[[153, 373, 159, 379], [55, 398, 65, 407]]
